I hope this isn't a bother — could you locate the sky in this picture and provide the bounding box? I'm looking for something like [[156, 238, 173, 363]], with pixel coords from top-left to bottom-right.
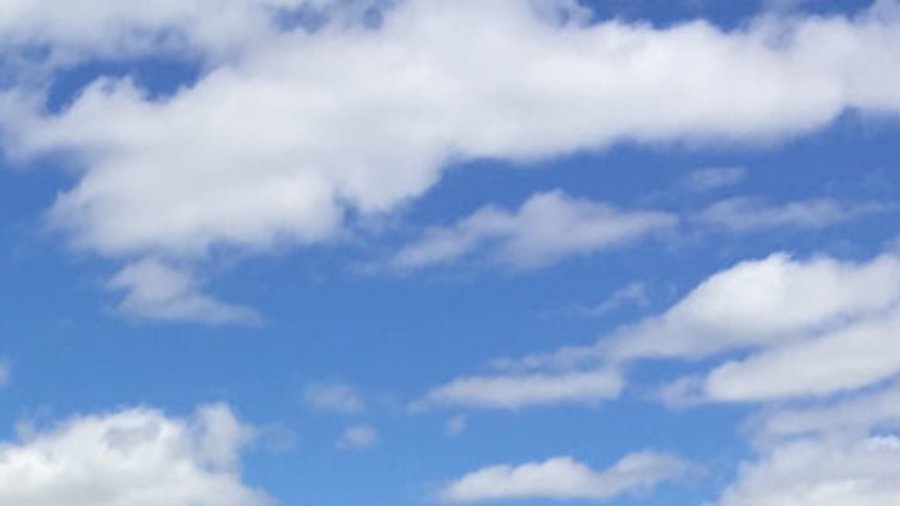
[[1, 0, 900, 505]]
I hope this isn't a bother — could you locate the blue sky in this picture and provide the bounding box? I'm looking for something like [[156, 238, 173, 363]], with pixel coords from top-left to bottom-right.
[[2, 1, 900, 505]]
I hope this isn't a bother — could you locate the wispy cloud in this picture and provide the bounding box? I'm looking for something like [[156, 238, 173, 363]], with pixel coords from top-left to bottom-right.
[[336, 425, 378, 451], [446, 416, 467, 437], [681, 167, 747, 192], [303, 382, 366, 415], [439, 452, 690, 503], [414, 369, 623, 411], [696, 197, 895, 232], [584, 282, 650, 317], [756, 379, 900, 442], [388, 191, 676, 271]]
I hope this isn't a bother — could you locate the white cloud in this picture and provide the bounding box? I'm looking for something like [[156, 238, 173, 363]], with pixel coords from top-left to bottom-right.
[[0, 0, 362, 68], [336, 424, 378, 450], [697, 197, 892, 232], [446, 252, 900, 408], [604, 252, 900, 362], [389, 191, 676, 270], [695, 305, 900, 402], [109, 259, 260, 325], [759, 380, 900, 440], [601, 251, 900, 405], [440, 451, 689, 503], [717, 436, 900, 506], [415, 370, 624, 411], [681, 167, 747, 192], [3, 1, 900, 320], [303, 382, 365, 414], [615, 252, 900, 403], [0, 403, 271, 506]]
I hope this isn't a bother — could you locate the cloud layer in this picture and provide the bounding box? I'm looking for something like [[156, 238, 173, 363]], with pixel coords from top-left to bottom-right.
[[4, 0, 900, 320]]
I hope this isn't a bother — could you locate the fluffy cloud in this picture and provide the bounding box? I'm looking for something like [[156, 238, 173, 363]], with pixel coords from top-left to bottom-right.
[[389, 191, 676, 270], [415, 370, 624, 411], [717, 436, 900, 506], [440, 451, 689, 503], [336, 424, 378, 450], [0, 404, 271, 506], [3, 0, 900, 320], [303, 382, 366, 414]]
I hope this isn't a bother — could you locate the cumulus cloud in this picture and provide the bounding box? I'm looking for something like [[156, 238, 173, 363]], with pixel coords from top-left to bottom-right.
[[439, 451, 689, 503], [303, 382, 366, 414], [717, 436, 900, 506], [389, 191, 676, 270], [0, 403, 271, 506], [697, 197, 893, 232], [336, 424, 378, 450], [414, 369, 624, 411], [3, 0, 900, 320]]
